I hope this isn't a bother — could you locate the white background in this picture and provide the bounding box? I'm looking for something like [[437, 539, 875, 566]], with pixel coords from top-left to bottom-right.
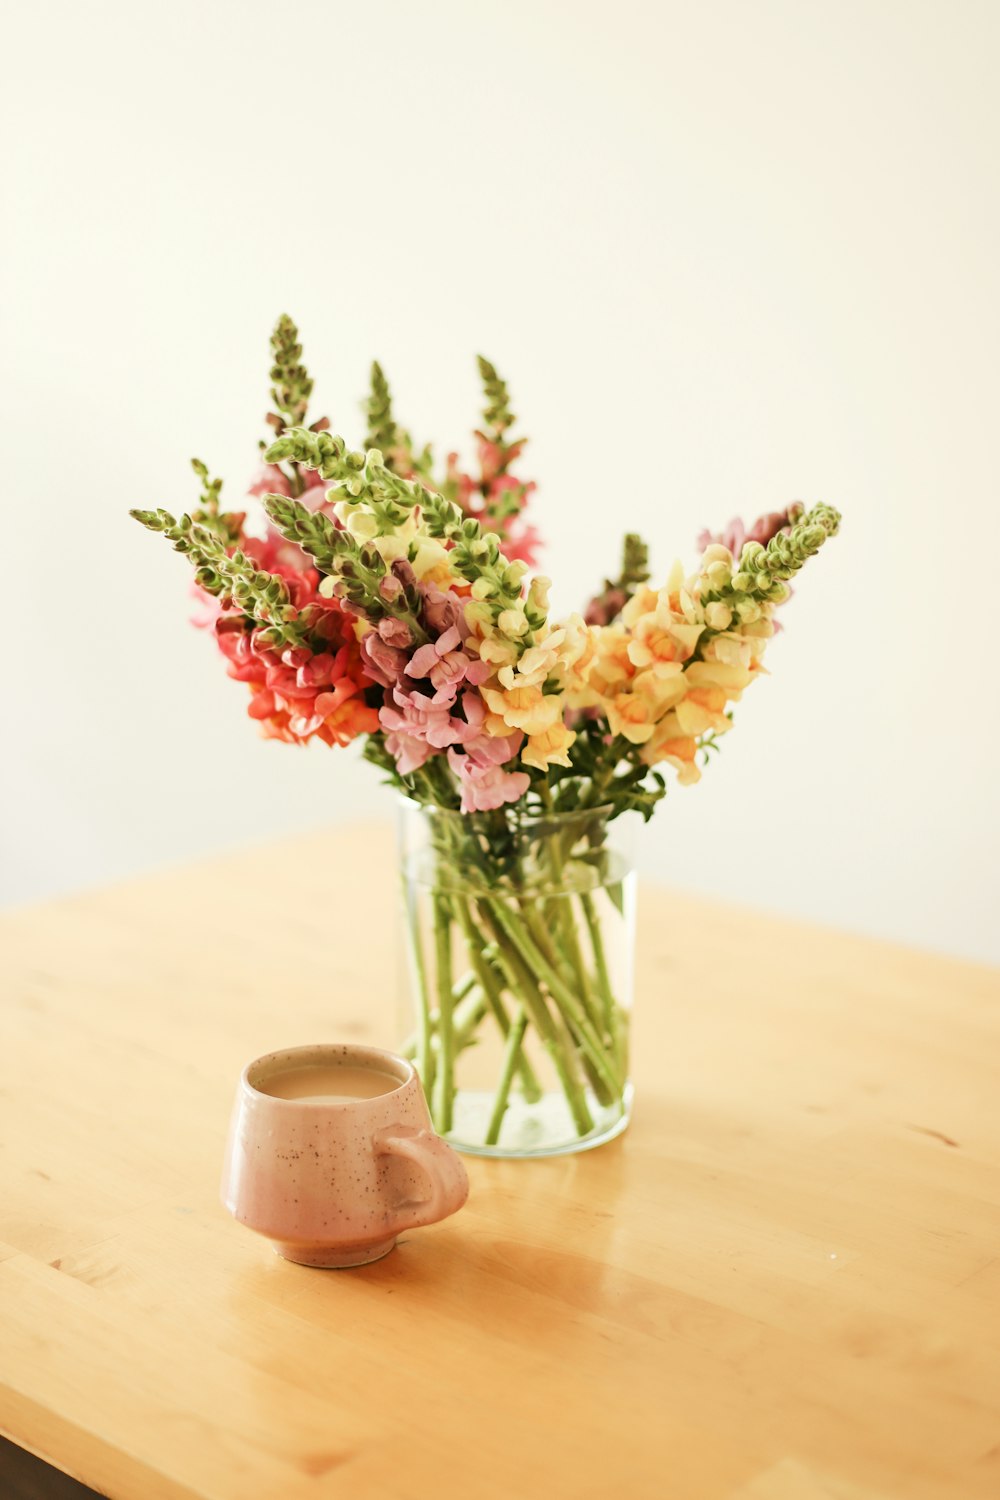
[[3, 1, 998, 962]]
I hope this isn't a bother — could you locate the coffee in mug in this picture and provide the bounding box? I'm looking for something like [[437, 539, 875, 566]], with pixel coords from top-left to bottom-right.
[[222, 1043, 469, 1268]]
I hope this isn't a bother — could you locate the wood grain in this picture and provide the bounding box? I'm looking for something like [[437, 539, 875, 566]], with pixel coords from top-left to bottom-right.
[[1, 823, 998, 1500]]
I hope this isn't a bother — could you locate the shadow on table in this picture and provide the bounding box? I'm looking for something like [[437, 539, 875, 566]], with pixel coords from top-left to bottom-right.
[[0, 1437, 104, 1499]]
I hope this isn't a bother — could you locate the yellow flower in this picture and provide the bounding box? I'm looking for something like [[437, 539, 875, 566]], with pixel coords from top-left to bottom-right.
[[674, 688, 731, 736], [482, 684, 563, 736], [559, 613, 596, 676], [522, 720, 576, 771], [374, 534, 409, 566], [526, 576, 551, 615], [410, 538, 455, 588], [683, 660, 753, 693], [639, 714, 702, 783], [626, 619, 677, 671], [497, 608, 530, 638], [463, 599, 495, 638], [588, 629, 635, 691], [605, 693, 658, 745], [632, 663, 688, 714], [621, 585, 660, 628], [335, 504, 379, 542], [477, 636, 519, 670], [704, 601, 733, 631], [497, 630, 565, 690]]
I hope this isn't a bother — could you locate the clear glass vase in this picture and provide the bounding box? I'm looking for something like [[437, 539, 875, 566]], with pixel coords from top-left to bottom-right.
[[397, 798, 636, 1158]]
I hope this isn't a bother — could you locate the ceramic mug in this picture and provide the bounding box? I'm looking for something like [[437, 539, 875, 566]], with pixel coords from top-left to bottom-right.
[[221, 1043, 469, 1268]]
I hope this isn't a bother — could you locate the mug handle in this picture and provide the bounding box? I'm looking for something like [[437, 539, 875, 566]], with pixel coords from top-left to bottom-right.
[[374, 1125, 469, 1233]]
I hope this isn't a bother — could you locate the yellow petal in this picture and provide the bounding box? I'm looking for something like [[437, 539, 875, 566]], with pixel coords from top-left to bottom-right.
[[684, 660, 752, 691]]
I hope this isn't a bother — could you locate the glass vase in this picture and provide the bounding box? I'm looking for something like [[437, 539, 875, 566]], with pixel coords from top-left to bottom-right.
[[397, 798, 636, 1158]]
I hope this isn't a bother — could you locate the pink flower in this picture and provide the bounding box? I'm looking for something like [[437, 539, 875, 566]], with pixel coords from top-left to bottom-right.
[[299, 481, 333, 514], [378, 616, 413, 649], [696, 507, 798, 632], [248, 464, 291, 500], [248, 465, 330, 515], [422, 587, 466, 638], [464, 727, 524, 768], [445, 453, 476, 509], [697, 517, 745, 556], [406, 626, 490, 704], [450, 693, 524, 767], [384, 730, 434, 776], [213, 615, 379, 747], [361, 632, 408, 688], [584, 584, 627, 627], [446, 750, 530, 813], [380, 685, 473, 751], [500, 522, 542, 568], [697, 507, 796, 557], [476, 437, 506, 484]]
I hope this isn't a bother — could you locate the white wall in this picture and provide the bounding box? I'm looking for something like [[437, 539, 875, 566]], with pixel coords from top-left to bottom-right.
[[3, 0, 998, 963]]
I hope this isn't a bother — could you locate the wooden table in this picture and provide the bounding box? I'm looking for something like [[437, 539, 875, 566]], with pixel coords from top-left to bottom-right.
[[2, 826, 999, 1500]]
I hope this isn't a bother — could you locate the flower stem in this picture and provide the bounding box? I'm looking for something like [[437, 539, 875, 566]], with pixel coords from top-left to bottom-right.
[[485, 1007, 529, 1146], [478, 901, 594, 1137], [403, 881, 436, 1103], [452, 898, 543, 1102], [431, 896, 455, 1133], [537, 811, 605, 1038], [489, 900, 621, 1101], [580, 891, 621, 1070], [398, 978, 485, 1060], [519, 904, 615, 1107]]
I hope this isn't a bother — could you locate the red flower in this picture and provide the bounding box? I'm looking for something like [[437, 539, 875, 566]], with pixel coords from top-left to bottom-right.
[[200, 531, 380, 747]]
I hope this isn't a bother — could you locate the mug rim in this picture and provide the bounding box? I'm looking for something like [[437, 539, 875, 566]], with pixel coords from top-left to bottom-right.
[[242, 1042, 414, 1108]]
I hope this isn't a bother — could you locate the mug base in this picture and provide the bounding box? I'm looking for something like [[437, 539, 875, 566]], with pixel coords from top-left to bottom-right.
[[274, 1236, 398, 1269]]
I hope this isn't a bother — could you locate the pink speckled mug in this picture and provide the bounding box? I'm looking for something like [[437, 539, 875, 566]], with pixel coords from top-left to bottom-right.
[[222, 1043, 469, 1268]]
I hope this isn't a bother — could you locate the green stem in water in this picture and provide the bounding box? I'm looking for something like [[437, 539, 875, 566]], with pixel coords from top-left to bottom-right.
[[520, 904, 615, 1107], [538, 806, 604, 1035], [489, 901, 622, 1102], [479, 902, 594, 1137], [580, 891, 621, 1070], [432, 896, 455, 1133], [398, 976, 484, 1060], [404, 883, 436, 1103], [485, 1007, 529, 1146], [453, 900, 543, 1104]]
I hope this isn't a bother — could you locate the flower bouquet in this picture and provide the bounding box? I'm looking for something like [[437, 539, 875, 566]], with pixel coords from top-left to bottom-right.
[[133, 316, 840, 1156]]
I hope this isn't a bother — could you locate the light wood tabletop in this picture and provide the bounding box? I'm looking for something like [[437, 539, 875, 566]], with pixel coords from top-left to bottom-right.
[[1, 825, 998, 1500]]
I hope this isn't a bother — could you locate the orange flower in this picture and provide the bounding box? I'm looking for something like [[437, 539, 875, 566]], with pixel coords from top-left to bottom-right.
[[522, 720, 577, 771], [482, 683, 563, 736], [639, 716, 701, 783]]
